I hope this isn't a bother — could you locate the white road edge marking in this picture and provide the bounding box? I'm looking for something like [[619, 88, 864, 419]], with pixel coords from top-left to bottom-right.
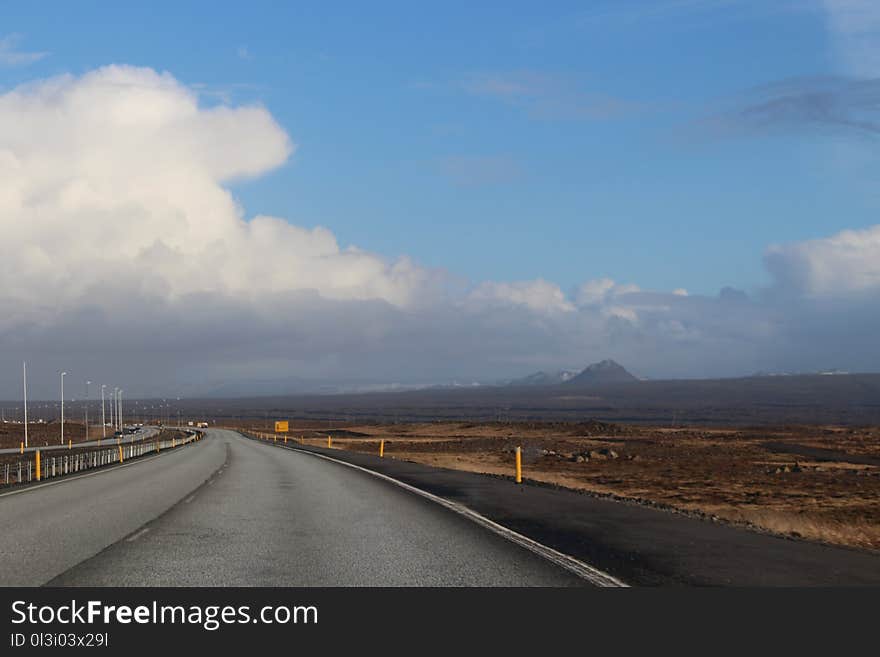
[[255, 437, 628, 588], [126, 528, 150, 542]]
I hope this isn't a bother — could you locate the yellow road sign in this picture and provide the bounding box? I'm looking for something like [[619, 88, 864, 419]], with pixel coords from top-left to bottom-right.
[[274, 421, 289, 433]]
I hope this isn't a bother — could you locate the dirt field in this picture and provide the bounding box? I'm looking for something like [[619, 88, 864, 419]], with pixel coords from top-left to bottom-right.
[[252, 420, 880, 552], [0, 420, 105, 449]]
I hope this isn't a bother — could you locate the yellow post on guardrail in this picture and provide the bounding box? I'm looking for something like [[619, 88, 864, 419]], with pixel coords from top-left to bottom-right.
[[19, 442, 23, 454], [68, 440, 71, 450], [379, 439, 385, 458], [35, 450, 41, 481], [118, 445, 124, 463], [515, 446, 522, 484], [327, 435, 332, 448], [284, 436, 288, 444]]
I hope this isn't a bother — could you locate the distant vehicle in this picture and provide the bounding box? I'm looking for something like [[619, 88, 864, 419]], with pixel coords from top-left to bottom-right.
[[196, 422, 208, 428]]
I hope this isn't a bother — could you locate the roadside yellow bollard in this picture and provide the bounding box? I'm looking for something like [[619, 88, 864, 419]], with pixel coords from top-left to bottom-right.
[[515, 446, 522, 484], [327, 435, 332, 448], [20, 441, 23, 454], [172, 438, 176, 448], [284, 436, 288, 444], [274, 434, 277, 442], [118, 445, 124, 463], [379, 439, 385, 458], [35, 450, 41, 481], [68, 440, 71, 450]]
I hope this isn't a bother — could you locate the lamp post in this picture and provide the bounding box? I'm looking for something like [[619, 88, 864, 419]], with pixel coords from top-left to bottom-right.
[[85, 380, 91, 441], [22, 362, 28, 449], [101, 385, 106, 439], [60, 371, 67, 445], [118, 389, 122, 432]]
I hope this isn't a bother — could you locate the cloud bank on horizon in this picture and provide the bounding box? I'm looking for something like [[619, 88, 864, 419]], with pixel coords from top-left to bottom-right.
[[1, 59, 879, 397]]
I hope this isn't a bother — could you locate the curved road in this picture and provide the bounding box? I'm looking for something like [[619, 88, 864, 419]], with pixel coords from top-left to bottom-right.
[[1, 429, 586, 587], [0, 426, 161, 454]]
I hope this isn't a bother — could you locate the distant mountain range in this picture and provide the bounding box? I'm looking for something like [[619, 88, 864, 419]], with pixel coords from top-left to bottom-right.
[[752, 369, 850, 377], [508, 359, 639, 387]]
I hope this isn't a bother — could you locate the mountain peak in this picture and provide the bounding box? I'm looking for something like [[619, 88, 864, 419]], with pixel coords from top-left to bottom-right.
[[565, 359, 638, 386]]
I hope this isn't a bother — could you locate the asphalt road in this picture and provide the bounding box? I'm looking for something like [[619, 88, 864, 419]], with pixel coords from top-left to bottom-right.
[[11, 430, 586, 586], [0, 434, 225, 586], [0, 426, 160, 454]]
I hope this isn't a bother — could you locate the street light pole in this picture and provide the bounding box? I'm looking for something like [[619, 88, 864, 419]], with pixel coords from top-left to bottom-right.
[[60, 371, 67, 445], [118, 389, 122, 432], [22, 362, 28, 449], [85, 380, 91, 441], [101, 385, 106, 439]]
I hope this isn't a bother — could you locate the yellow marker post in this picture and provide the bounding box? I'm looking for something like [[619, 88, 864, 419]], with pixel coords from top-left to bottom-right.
[[274, 434, 277, 442], [327, 435, 332, 448], [118, 445, 124, 463], [68, 440, 71, 450], [284, 436, 288, 444], [35, 450, 41, 481], [19, 442, 23, 455], [379, 440, 385, 458], [515, 446, 522, 484]]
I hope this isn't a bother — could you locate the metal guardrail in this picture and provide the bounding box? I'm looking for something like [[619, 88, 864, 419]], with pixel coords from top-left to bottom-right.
[[0, 432, 201, 488]]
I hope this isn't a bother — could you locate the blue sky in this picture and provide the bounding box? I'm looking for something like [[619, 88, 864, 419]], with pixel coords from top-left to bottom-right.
[[2, 1, 880, 395], [2, 0, 868, 296]]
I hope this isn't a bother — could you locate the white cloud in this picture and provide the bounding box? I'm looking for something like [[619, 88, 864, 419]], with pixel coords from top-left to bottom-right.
[[765, 224, 880, 296], [469, 279, 575, 313], [574, 278, 640, 306], [0, 65, 430, 323], [0, 34, 48, 67]]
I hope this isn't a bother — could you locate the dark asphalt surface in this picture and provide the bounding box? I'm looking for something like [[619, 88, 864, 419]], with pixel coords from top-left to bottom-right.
[[257, 437, 880, 586], [48, 430, 587, 586], [0, 436, 225, 586]]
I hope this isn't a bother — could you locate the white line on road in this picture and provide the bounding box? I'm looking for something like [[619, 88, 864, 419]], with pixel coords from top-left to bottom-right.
[[125, 528, 150, 542]]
